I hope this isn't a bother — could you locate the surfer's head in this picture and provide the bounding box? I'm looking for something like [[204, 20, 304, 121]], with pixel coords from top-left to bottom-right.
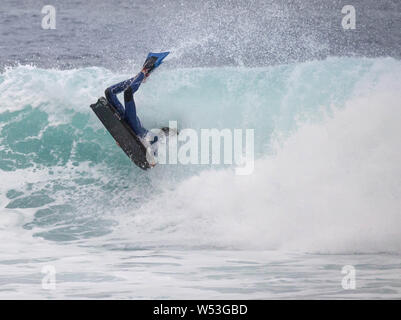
[[160, 127, 179, 136], [161, 127, 170, 135]]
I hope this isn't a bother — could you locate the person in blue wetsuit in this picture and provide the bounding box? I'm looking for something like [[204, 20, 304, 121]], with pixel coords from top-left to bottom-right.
[[104, 52, 170, 164]]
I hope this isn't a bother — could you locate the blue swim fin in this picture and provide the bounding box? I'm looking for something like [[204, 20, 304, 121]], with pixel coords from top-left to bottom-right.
[[143, 52, 170, 73]]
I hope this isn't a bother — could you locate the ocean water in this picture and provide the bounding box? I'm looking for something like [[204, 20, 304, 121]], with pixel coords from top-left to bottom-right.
[[1, 0, 401, 299]]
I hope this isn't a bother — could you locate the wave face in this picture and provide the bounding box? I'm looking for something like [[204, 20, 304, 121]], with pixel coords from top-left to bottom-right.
[[0, 57, 400, 253]]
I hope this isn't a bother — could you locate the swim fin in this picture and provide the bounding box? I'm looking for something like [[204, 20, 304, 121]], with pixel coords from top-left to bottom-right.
[[143, 52, 170, 74]]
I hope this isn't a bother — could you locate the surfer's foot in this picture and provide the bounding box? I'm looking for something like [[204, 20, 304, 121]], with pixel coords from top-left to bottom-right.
[[141, 68, 151, 80], [116, 141, 121, 148], [142, 56, 158, 75]]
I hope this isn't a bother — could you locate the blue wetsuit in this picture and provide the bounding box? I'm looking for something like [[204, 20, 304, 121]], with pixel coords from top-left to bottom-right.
[[105, 72, 148, 137]]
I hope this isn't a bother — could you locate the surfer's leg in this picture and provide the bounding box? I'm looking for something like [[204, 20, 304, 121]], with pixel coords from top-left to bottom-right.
[[105, 82, 127, 116], [129, 72, 145, 93], [123, 86, 148, 137], [104, 91, 125, 116], [104, 72, 145, 116], [107, 72, 144, 96]]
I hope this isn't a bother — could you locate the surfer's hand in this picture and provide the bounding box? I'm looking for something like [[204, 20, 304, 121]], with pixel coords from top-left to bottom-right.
[[116, 141, 121, 148]]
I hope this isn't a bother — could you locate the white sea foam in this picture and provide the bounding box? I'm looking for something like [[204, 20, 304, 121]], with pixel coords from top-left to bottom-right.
[[110, 57, 401, 253]]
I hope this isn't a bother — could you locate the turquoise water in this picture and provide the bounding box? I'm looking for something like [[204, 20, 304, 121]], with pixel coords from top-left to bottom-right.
[[1, 57, 401, 298]]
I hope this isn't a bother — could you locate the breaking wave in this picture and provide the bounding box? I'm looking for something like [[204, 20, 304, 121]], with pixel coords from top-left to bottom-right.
[[0, 56, 400, 253]]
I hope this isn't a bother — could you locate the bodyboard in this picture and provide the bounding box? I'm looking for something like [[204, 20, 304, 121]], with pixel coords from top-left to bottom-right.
[[90, 97, 151, 170]]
